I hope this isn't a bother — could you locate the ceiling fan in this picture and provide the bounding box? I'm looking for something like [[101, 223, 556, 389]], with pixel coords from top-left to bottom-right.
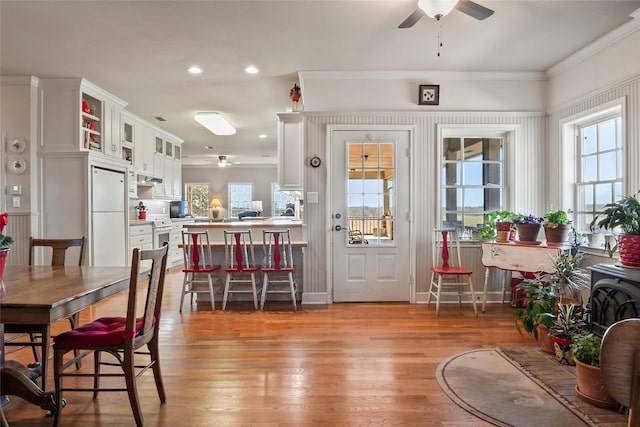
[[217, 155, 238, 168], [398, 0, 494, 28]]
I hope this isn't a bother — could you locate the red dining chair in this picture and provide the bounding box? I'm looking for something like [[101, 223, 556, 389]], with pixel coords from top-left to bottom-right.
[[427, 229, 478, 317], [222, 230, 261, 310], [51, 243, 169, 427], [180, 230, 220, 312], [261, 229, 297, 311]]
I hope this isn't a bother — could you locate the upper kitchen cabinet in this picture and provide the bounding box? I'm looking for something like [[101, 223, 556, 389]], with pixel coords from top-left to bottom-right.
[[40, 79, 127, 159], [150, 131, 182, 200], [276, 112, 304, 191]]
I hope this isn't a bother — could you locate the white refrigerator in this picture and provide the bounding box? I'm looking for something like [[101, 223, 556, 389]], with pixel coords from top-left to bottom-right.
[[91, 167, 127, 266]]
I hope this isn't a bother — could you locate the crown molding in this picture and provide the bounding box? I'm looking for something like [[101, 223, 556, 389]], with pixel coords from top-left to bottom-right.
[[299, 70, 546, 82], [0, 75, 39, 87], [546, 8, 640, 78]]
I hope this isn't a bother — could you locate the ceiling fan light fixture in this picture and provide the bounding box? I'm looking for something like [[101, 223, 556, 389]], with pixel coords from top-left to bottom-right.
[[417, 0, 458, 19], [194, 112, 236, 135]]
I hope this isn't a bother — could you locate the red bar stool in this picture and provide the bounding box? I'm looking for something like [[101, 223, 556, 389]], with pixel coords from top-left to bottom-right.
[[222, 230, 261, 310], [261, 229, 297, 311], [180, 230, 220, 312]]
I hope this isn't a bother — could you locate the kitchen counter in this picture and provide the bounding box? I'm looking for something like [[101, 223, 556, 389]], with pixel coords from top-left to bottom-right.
[[185, 219, 305, 243]]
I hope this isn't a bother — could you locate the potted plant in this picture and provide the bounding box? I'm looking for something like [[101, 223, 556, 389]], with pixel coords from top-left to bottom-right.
[[514, 280, 557, 354], [543, 209, 571, 246], [478, 210, 520, 242], [571, 333, 617, 408], [590, 192, 640, 267], [549, 251, 590, 303], [544, 302, 587, 365], [514, 214, 544, 243]]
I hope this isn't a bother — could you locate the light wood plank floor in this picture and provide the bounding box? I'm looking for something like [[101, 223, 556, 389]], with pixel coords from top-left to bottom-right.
[[3, 267, 536, 426]]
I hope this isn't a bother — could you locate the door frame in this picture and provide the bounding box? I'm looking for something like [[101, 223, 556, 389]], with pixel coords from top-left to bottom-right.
[[325, 124, 416, 304]]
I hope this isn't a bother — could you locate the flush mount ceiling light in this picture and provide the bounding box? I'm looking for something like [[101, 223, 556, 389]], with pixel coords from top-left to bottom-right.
[[417, 0, 457, 19], [244, 65, 260, 74], [259, 134, 267, 139], [187, 65, 204, 75], [194, 113, 236, 135]]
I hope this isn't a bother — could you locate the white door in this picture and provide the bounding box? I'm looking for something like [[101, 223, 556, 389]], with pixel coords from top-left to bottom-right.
[[331, 129, 411, 302]]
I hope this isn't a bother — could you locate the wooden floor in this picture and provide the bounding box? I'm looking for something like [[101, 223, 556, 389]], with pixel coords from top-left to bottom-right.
[[3, 267, 536, 426]]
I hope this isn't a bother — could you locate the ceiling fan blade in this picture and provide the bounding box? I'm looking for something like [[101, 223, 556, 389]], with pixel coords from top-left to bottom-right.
[[398, 8, 425, 28], [455, 0, 494, 21]]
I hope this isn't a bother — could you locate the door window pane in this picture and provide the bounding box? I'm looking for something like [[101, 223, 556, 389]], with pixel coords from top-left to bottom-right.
[[347, 141, 395, 245]]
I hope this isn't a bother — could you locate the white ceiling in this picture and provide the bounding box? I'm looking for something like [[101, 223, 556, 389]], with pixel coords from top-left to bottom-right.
[[2, 0, 639, 167]]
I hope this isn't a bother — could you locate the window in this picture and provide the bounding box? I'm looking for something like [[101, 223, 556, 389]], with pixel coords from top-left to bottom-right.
[[440, 133, 506, 234], [185, 183, 210, 217], [574, 113, 623, 233], [272, 183, 297, 216], [228, 183, 252, 219]]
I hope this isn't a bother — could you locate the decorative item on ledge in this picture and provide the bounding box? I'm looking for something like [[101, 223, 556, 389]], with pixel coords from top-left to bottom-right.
[[289, 83, 301, 112], [136, 201, 147, 220], [210, 198, 222, 218]]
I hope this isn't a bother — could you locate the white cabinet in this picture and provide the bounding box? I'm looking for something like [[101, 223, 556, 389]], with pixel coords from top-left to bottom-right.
[[129, 223, 153, 269], [127, 169, 137, 198], [121, 112, 135, 166], [169, 222, 184, 267], [40, 78, 128, 157], [276, 112, 304, 191], [172, 158, 182, 199]]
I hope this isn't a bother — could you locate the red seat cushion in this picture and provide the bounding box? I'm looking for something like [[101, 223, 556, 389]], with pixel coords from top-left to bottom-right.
[[53, 316, 147, 348], [431, 266, 473, 275]]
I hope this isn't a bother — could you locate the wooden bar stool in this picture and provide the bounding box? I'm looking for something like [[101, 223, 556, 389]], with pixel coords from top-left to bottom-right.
[[222, 230, 261, 310], [180, 230, 220, 312], [261, 229, 297, 311]]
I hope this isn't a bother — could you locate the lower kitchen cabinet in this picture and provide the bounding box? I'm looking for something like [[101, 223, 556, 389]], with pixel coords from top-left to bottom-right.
[[169, 222, 184, 268], [129, 223, 153, 269]]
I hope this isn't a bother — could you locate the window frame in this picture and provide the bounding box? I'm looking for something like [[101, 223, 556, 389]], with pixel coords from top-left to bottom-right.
[[436, 124, 516, 237], [560, 99, 625, 236], [184, 182, 211, 218], [228, 182, 253, 219]]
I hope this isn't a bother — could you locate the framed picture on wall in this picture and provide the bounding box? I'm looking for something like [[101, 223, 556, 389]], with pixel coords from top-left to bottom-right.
[[419, 85, 440, 105]]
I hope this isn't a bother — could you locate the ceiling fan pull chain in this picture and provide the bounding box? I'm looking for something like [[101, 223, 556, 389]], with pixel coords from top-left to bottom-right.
[[437, 21, 443, 57]]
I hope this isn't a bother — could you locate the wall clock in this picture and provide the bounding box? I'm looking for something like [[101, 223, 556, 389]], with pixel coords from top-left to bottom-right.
[[310, 156, 322, 168]]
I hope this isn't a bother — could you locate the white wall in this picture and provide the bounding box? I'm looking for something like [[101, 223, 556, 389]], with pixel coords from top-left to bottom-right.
[[0, 76, 40, 264], [182, 165, 277, 218]]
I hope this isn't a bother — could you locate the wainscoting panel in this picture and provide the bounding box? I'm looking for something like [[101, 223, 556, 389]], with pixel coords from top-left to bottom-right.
[[4, 212, 32, 265]]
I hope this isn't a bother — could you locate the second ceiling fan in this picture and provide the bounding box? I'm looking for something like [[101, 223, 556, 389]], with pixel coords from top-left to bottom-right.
[[399, 0, 494, 28]]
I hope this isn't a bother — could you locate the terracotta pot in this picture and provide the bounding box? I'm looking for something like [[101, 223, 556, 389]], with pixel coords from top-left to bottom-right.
[[516, 223, 542, 242], [618, 234, 640, 267], [574, 359, 617, 408], [537, 325, 555, 354], [496, 221, 512, 232], [496, 230, 510, 242], [290, 92, 301, 102], [544, 224, 570, 246]]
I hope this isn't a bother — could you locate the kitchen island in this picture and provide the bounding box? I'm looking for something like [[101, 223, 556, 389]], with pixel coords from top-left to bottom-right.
[[183, 219, 306, 309]]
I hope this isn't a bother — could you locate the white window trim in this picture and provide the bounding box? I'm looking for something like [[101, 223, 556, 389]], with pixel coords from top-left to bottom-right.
[[558, 97, 626, 222], [436, 124, 518, 230]]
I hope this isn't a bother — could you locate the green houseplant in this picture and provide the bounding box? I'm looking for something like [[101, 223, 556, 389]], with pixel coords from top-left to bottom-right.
[[514, 280, 557, 354], [543, 209, 571, 246], [478, 210, 520, 242], [514, 214, 544, 243], [590, 192, 640, 266], [571, 333, 616, 407], [544, 302, 587, 365]]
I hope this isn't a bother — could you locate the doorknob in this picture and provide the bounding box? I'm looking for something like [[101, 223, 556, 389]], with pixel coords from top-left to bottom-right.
[[334, 225, 344, 231]]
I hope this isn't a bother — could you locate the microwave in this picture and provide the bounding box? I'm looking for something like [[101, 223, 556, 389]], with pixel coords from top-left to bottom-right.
[[170, 200, 188, 218]]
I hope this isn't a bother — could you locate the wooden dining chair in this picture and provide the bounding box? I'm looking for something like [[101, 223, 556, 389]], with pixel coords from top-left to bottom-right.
[[260, 229, 297, 311], [3, 236, 86, 389], [427, 229, 478, 317], [180, 230, 220, 312], [52, 243, 169, 427], [222, 230, 261, 310]]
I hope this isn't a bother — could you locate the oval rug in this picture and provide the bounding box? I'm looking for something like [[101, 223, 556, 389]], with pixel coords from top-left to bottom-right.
[[436, 349, 595, 427]]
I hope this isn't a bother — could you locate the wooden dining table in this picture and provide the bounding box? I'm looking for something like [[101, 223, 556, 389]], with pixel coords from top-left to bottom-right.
[[0, 265, 131, 413]]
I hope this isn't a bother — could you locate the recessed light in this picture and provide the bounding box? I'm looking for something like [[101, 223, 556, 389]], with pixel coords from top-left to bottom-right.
[[244, 65, 260, 74], [204, 145, 215, 150], [187, 65, 203, 75], [259, 134, 267, 139]]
